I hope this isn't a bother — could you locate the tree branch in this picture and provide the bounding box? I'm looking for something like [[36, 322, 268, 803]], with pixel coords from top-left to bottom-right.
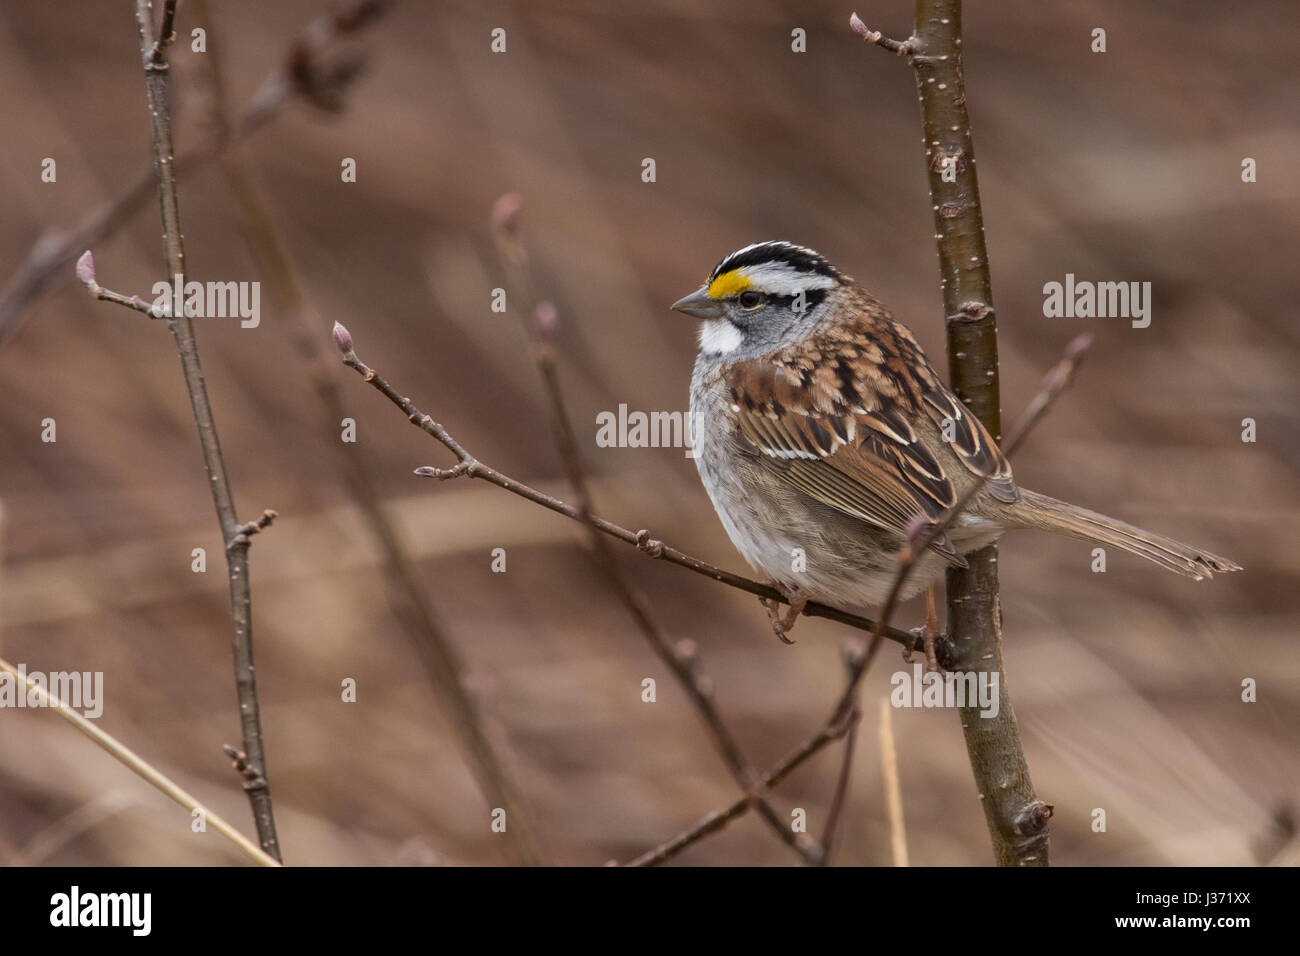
[[329, 322, 921, 653], [818, 706, 861, 864], [149, 0, 178, 65], [853, 0, 1051, 865], [131, 0, 279, 860], [622, 696, 862, 867], [74, 251, 159, 317]]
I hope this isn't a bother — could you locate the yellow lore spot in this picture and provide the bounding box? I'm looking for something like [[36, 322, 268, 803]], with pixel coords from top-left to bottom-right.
[[707, 269, 751, 299]]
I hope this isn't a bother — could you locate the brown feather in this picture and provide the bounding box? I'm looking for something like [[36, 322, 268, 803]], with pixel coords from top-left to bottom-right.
[[721, 286, 1010, 564]]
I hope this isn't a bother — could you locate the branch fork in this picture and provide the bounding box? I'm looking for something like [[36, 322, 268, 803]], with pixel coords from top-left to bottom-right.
[[230, 509, 278, 549]]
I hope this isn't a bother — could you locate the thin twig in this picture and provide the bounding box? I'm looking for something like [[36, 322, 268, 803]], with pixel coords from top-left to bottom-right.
[[0, 656, 279, 867], [131, 0, 280, 859], [149, 0, 178, 65], [74, 252, 160, 317], [493, 201, 819, 864], [879, 696, 908, 866], [848, 13, 914, 55], [332, 331, 919, 651], [623, 693, 864, 866], [818, 705, 861, 865], [189, 0, 543, 864], [0, 0, 385, 343]]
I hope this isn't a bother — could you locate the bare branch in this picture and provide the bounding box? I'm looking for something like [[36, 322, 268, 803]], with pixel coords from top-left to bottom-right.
[[87, 288, 155, 316], [851, 0, 1052, 865], [848, 13, 914, 55], [333, 331, 921, 652], [130, 0, 280, 860], [818, 705, 861, 864], [149, 0, 178, 65], [623, 689, 865, 866]]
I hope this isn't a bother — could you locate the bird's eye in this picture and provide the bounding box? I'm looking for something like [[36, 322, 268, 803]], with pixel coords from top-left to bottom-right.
[[738, 290, 765, 310]]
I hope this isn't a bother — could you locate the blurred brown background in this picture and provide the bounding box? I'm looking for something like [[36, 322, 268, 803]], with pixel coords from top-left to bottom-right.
[[0, 0, 1296, 866]]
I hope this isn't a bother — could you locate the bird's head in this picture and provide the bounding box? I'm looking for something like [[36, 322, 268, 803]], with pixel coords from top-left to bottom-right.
[[672, 241, 848, 358]]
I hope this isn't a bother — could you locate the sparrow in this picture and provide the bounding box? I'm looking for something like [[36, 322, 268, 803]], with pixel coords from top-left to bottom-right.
[[674, 241, 1240, 638]]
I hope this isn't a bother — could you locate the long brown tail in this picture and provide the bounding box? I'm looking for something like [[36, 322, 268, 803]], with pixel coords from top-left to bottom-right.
[[1000, 489, 1242, 580]]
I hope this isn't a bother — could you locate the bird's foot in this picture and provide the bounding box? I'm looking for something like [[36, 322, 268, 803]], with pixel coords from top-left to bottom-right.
[[760, 588, 810, 645], [903, 586, 942, 671]]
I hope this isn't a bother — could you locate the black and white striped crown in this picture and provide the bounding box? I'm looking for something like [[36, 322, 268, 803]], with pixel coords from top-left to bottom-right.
[[708, 241, 842, 284]]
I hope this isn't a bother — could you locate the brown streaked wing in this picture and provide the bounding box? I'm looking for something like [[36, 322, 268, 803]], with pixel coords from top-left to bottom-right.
[[920, 385, 1018, 503], [724, 353, 968, 566]]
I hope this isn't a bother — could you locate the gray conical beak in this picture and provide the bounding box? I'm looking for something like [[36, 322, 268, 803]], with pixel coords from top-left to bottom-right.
[[670, 286, 724, 320]]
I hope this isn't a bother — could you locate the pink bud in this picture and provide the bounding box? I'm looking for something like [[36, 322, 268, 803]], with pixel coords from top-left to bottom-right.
[[849, 13, 870, 38], [332, 320, 354, 354], [491, 193, 524, 239], [1065, 333, 1093, 362], [75, 250, 96, 286], [534, 301, 559, 340]]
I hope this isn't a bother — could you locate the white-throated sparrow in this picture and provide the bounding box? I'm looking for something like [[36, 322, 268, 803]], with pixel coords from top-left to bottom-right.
[[675, 241, 1240, 630]]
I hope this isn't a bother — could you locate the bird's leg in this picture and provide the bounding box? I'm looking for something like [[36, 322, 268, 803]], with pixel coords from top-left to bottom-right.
[[759, 587, 810, 645], [923, 586, 941, 671], [904, 586, 942, 671]]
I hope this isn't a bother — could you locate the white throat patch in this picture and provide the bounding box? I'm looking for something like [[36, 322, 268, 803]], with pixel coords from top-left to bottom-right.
[[699, 318, 743, 355]]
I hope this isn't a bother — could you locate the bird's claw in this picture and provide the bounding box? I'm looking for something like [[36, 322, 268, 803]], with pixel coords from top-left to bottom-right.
[[760, 589, 809, 645]]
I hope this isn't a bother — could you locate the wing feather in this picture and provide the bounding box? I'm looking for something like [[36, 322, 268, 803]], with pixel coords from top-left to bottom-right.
[[721, 295, 1018, 564]]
